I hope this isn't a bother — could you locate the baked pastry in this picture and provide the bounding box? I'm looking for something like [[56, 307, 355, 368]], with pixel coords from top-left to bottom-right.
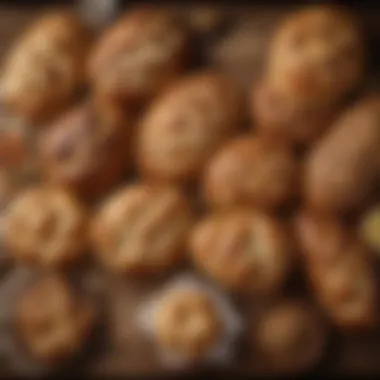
[[251, 80, 337, 146], [37, 99, 131, 198], [304, 96, 380, 216], [155, 289, 222, 358], [2, 186, 88, 268], [137, 72, 242, 183], [251, 5, 364, 147], [89, 6, 188, 106], [295, 212, 377, 330], [311, 246, 377, 330], [91, 184, 193, 274], [265, 5, 364, 106], [0, 11, 90, 124], [254, 300, 326, 373], [190, 210, 292, 294], [137, 274, 242, 367], [16, 275, 95, 363], [203, 135, 299, 210]]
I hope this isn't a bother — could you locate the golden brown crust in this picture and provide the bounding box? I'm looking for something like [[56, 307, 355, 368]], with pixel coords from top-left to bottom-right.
[[255, 300, 326, 373], [266, 5, 365, 106], [203, 135, 299, 210], [155, 289, 222, 358], [304, 96, 380, 216], [137, 72, 243, 183], [310, 247, 377, 330], [2, 186, 88, 268], [37, 99, 131, 198], [294, 212, 377, 330], [91, 184, 193, 275], [0, 11, 90, 124], [16, 275, 95, 363], [89, 6, 188, 105], [251, 80, 338, 146], [190, 210, 291, 294]]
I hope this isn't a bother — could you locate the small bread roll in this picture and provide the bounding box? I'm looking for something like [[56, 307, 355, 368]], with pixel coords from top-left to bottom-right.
[[137, 274, 242, 368], [3, 186, 88, 268], [311, 246, 377, 330], [137, 72, 242, 183], [295, 212, 377, 330], [16, 275, 95, 363], [38, 99, 131, 198], [0, 11, 90, 124], [89, 6, 188, 106], [304, 96, 380, 216], [251, 80, 337, 146], [190, 210, 292, 294], [266, 5, 364, 105], [155, 289, 222, 358], [91, 184, 193, 275], [254, 300, 326, 373], [203, 135, 299, 210]]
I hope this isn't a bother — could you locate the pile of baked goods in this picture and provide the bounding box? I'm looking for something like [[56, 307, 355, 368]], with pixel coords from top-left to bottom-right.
[[0, 2, 379, 375]]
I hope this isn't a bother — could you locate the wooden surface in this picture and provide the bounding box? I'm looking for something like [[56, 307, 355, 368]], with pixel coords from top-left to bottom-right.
[[0, 3, 380, 377]]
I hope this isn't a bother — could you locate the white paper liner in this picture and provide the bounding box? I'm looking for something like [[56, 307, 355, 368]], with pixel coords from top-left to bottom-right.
[[136, 272, 244, 369]]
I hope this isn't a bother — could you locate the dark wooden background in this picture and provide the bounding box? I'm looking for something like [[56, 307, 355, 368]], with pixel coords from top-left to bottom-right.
[[0, 1, 380, 377]]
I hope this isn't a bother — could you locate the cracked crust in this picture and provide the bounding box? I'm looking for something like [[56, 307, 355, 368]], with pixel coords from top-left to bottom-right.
[[190, 210, 292, 294], [266, 5, 364, 106], [203, 135, 299, 210], [155, 289, 222, 358], [38, 99, 131, 198], [0, 11, 90, 124], [3, 186, 88, 268], [137, 72, 243, 183], [89, 6, 188, 105], [91, 184, 193, 275]]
